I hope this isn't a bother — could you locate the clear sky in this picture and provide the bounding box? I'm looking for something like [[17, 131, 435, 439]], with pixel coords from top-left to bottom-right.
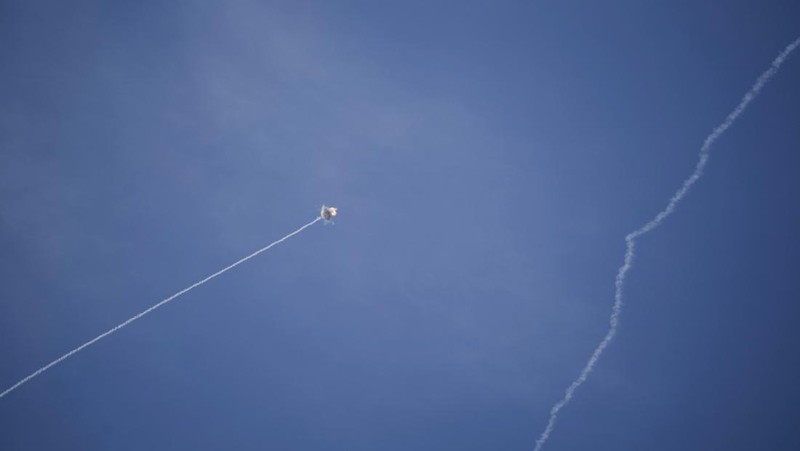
[[1, 1, 799, 450]]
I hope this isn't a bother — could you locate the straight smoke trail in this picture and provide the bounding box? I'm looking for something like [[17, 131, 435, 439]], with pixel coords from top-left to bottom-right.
[[0, 216, 321, 399], [533, 37, 800, 451]]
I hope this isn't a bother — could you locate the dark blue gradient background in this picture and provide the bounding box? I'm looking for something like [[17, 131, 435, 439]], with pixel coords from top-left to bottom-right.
[[1, 2, 799, 450]]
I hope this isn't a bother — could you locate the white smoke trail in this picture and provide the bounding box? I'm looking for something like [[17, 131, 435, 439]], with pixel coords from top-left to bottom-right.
[[533, 37, 800, 450], [0, 216, 322, 399]]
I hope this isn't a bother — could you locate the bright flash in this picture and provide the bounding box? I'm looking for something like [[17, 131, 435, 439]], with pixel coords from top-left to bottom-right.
[[321, 206, 338, 221]]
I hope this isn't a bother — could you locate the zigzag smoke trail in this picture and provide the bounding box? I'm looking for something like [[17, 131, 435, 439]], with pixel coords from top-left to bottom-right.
[[533, 37, 800, 451], [0, 216, 322, 399]]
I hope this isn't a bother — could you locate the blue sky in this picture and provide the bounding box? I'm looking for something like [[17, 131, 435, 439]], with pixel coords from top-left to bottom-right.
[[1, 1, 799, 450]]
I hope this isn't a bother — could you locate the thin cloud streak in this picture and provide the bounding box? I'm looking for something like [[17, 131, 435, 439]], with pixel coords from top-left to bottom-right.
[[0, 216, 321, 400], [533, 37, 800, 450]]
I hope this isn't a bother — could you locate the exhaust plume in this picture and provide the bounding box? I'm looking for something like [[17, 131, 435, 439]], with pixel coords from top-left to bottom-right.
[[533, 37, 800, 450], [0, 216, 321, 399]]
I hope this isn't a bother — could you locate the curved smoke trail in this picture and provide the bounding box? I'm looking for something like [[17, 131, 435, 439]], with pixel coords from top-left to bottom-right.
[[534, 37, 800, 450], [0, 216, 321, 399]]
